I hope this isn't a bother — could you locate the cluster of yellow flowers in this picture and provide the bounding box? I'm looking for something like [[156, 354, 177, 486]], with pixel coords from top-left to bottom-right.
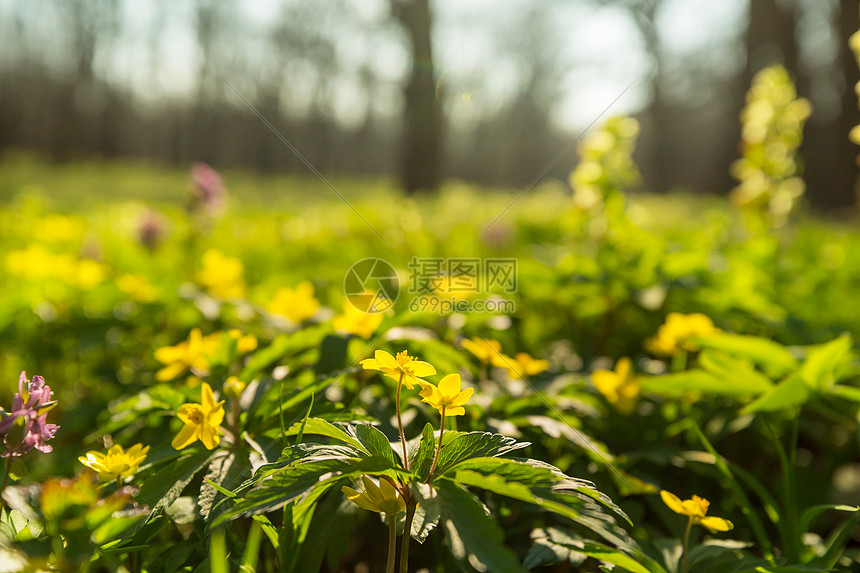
[[460, 337, 548, 378], [6, 244, 106, 290], [730, 65, 811, 229], [154, 328, 257, 382], [645, 312, 718, 356], [570, 115, 640, 214], [593, 313, 717, 414], [343, 349, 473, 531]]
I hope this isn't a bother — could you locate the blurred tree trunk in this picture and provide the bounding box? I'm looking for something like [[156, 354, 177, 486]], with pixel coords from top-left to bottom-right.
[[392, 0, 442, 193], [746, 0, 799, 81]]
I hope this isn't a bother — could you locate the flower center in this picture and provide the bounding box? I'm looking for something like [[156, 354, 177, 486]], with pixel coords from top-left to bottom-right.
[[187, 406, 204, 425], [395, 351, 414, 369]]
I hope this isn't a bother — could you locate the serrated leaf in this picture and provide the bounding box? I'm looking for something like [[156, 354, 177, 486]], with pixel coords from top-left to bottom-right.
[[433, 431, 529, 477], [525, 528, 666, 573], [198, 450, 252, 524], [435, 479, 529, 573], [353, 424, 398, 466], [450, 458, 632, 547], [410, 423, 437, 482], [138, 449, 218, 514], [283, 418, 369, 455], [213, 454, 395, 525]]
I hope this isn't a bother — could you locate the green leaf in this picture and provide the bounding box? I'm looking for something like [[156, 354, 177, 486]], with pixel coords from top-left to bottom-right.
[[283, 418, 369, 455], [433, 431, 529, 477], [798, 504, 859, 536], [240, 326, 329, 380], [830, 384, 860, 403], [641, 369, 767, 397], [353, 424, 398, 466], [138, 448, 218, 514], [213, 454, 394, 525], [410, 423, 437, 482], [198, 450, 252, 524], [798, 335, 853, 390], [434, 479, 529, 573], [450, 458, 632, 545], [698, 350, 775, 393], [741, 374, 810, 415], [693, 333, 798, 377]]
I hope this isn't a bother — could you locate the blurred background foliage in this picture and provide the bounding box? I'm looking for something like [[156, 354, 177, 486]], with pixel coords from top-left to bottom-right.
[[0, 0, 857, 209]]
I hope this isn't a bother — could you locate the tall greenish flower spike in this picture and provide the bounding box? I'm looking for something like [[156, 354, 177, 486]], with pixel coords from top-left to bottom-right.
[[569, 115, 640, 217], [730, 65, 811, 230], [850, 26, 860, 156]]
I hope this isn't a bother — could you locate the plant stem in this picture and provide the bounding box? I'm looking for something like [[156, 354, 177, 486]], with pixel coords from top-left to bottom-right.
[[682, 516, 693, 573], [399, 503, 416, 573], [426, 408, 445, 483], [396, 372, 409, 470], [386, 516, 397, 573]]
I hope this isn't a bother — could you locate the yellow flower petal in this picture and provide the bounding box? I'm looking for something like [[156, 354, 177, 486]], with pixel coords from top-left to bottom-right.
[[700, 516, 734, 533], [410, 361, 437, 377], [660, 490, 686, 515], [171, 423, 199, 450], [374, 350, 398, 371], [438, 373, 462, 396]]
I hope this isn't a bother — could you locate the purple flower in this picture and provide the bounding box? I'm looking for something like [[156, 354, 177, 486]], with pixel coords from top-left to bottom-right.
[[0, 372, 59, 457], [190, 162, 225, 214], [137, 210, 166, 251]]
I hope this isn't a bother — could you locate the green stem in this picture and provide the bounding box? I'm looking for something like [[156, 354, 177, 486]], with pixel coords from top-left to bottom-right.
[[396, 373, 409, 470], [386, 516, 397, 573], [399, 503, 416, 573], [426, 408, 445, 483], [682, 517, 693, 573]]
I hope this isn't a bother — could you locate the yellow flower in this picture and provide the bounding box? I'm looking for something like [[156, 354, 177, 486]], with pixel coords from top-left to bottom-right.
[[419, 373, 473, 417], [592, 357, 640, 414], [267, 281, 320, 323], [154, 328, 213, 381], [493, 352, 549, 378], [223, 376, 246, 399], [360, 350, 436, 389], [196, 249, 246, 299], [172, 382, 225, 450], [660, 490, 734, 533], [75, 259, 106, 290], [646, 313, 717, 356], [341, 475, 406, 516], [227, 329, 258, 354], [461, 337, 502, 364], [332, 300, 384, 339], [78, 443, 149, 481], [117, 274, 159, 303]]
